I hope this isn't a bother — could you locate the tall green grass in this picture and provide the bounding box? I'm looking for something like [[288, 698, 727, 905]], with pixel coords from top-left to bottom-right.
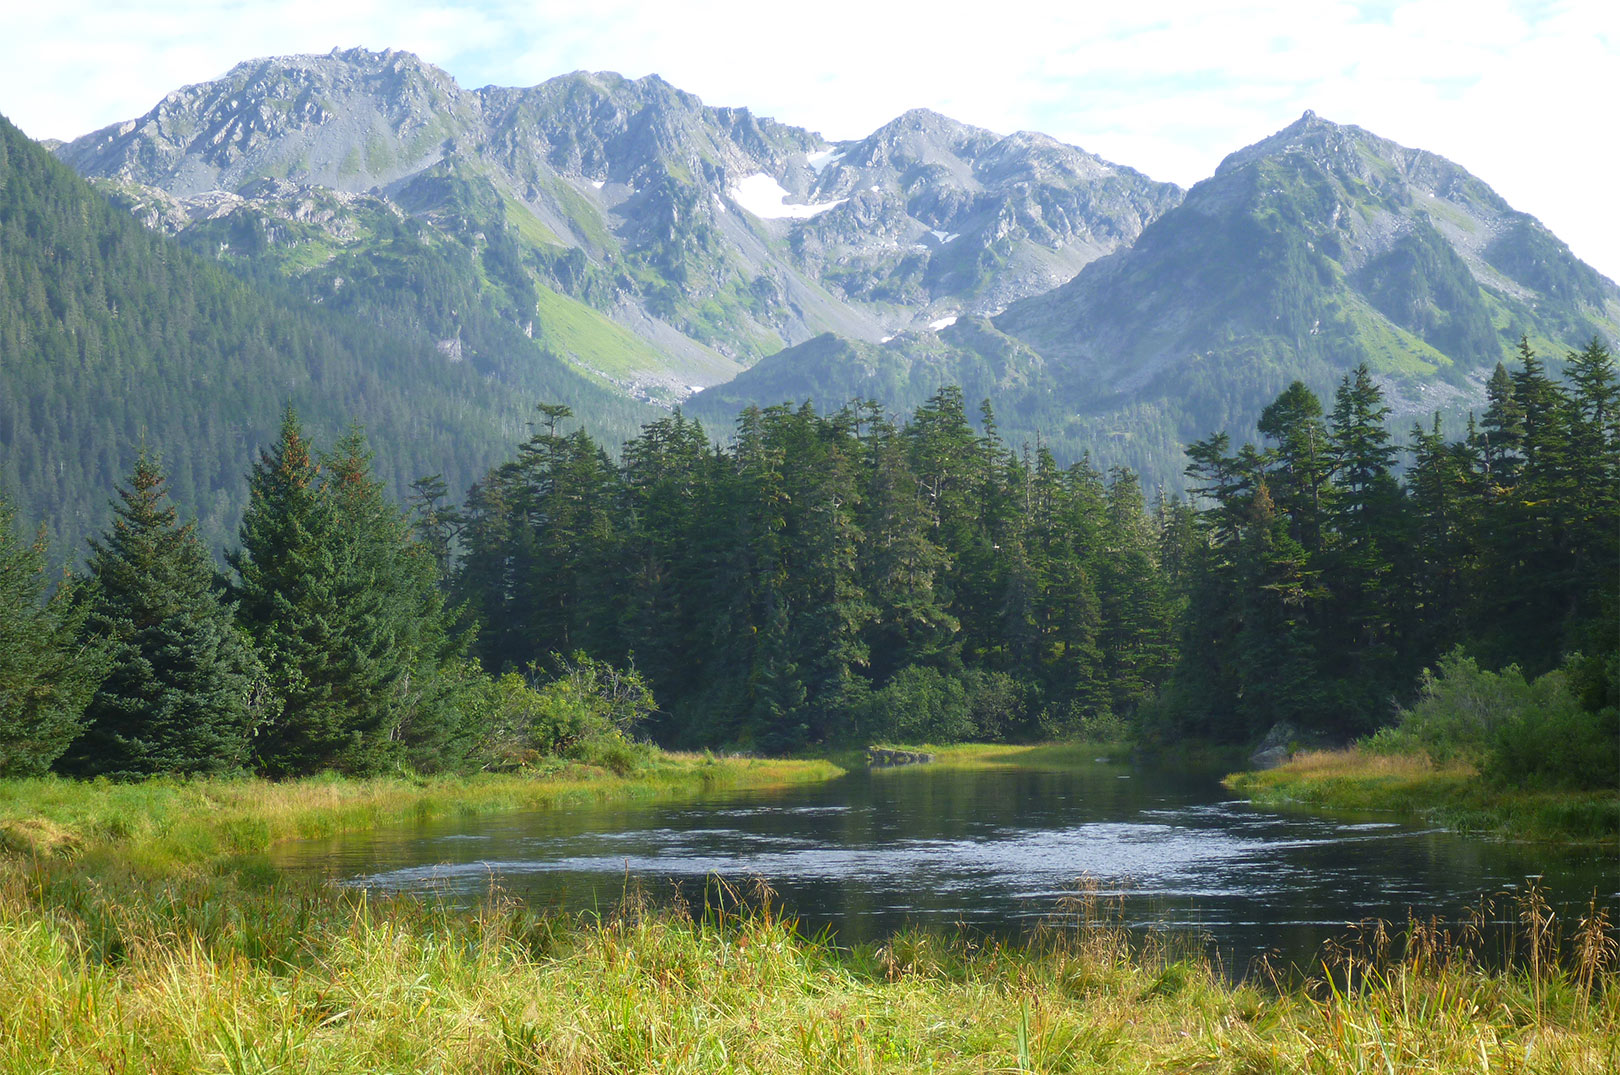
[[1, 752, 1616, 1071], [0, 754, 842, 871], [0, 865, 1614, 1073]]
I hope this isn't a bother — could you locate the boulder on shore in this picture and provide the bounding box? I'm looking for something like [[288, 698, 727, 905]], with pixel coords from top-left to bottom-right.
[[1248, 722, 1300, 770]]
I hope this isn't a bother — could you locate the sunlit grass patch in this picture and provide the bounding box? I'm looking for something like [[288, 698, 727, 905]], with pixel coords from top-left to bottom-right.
[[0, 865, 1614, 1073], [1227, 747, 1619, 844], [869, 741, 1132, 771], [0, 753, 843, 872]]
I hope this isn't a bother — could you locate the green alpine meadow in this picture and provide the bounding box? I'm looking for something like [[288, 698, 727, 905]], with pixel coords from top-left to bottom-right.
[[2, 32, 1617, 1075]]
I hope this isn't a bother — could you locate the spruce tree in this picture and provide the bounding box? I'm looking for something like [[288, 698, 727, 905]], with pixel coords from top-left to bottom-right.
[[0, 498, 101, 777], [1041, 457, 1108, 721], [1559, 340, 1620, 655], [616, 410, 718, 722], [858, 416, 958, 683], [326, 428, 476, 773], [232, 410, 386, 776], [64, 453, 262, 778], [1257, 381, 1331, 554], [1094, 470, 1176, 716], [1324, 363, 1407, 722], [1233, 481, 1322, 736], [1477, 362, 1524, 488]]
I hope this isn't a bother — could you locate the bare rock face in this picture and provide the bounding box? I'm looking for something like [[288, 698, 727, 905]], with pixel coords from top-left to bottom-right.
[[1248, 722, 1304, 770], [867, 747, 935, 767], [60, 48, 483, 196]]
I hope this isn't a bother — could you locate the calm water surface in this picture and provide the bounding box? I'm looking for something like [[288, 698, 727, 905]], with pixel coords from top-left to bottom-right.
[[272, 759, 1618, 968]]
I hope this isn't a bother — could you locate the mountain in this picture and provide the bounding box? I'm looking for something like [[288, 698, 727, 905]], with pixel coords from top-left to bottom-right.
[[57, 48, 1180, 404], [693, 112, 1620, 480], [0, 112, 650, 561]]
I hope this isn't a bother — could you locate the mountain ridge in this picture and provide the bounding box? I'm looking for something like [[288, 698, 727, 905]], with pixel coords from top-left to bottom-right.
[[58, 48, 1180, 403], [44, 56, 1619, 488], [692, 110, 1619, 481]]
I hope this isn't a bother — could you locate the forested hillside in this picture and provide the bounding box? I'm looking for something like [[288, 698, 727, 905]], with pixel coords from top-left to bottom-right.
[[0, 114, 650, 561]]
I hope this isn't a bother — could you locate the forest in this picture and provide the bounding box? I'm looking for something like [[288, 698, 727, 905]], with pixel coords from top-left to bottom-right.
[[0, 113, 651, 565], [1, 340, 1615, 785]]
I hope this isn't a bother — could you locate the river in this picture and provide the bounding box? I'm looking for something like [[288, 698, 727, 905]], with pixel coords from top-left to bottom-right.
[[271, 755, 1618, 971]]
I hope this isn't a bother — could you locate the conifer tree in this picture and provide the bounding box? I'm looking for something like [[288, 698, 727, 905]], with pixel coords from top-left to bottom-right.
[[1406, 415, 1475, 655], [232, 410, 395, 775], [1477, 362, 1524, 488], [0, 498, 101, 777], [1095, 470, 1176, 715], [780, 405, 872, 743], [1257, 381, 1331, 554], [858, 415, 958, 683], [1559, 339, 1620, 654], [1233, 481, 1322, 735], [617, 411, 717, 717], [1041, 457, 1108, 719], [1472, 340, 1580, 670], [64, 453, 262, 778], [1323, 363, 1407, 720], [325, 429, 476, 772]]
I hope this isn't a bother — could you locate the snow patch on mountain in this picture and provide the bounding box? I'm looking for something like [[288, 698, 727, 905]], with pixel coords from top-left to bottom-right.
[[731, 173, 845, 219]]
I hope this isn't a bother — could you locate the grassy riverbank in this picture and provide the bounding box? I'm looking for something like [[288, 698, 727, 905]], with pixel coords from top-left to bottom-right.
[[1, 749, 1616, 1071], [1, 864, 1616, 1072], [0, 752, 842, 871], [1226, 748, 1620, 844], [860, 741, 1133, 770]]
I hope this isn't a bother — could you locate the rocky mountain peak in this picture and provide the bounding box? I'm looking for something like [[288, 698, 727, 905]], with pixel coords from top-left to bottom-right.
[[59, 47, 480, 195], [1214, 109, 1371, 177], [56, 48, 1189, 404]]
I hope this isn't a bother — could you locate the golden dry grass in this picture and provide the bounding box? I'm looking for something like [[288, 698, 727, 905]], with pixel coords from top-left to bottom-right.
[[1226, 746, 1619, 843]]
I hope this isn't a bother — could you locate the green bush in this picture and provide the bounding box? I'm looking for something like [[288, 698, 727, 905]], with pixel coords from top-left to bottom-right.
[[1366, 648, 1618, 790], [1486, 662, 1619, 791], [479, 653, 656, 771], [856, 666, 1028, 744], [1363, 648, 1533, 763]]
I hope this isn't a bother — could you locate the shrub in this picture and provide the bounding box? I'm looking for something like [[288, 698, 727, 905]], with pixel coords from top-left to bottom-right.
[[1363, 647, 1532, 763], [1486, 663, 1619, 791], [856, 666, 1030, 744], [1366, 647, 1618, 790], [479, 653, 656, 771]]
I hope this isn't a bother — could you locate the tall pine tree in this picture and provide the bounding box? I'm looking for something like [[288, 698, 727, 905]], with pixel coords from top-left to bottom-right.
[[64, 454, 263, 778]]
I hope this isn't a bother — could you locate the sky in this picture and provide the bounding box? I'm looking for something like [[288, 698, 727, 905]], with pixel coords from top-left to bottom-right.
[[3, 0, 1616, 280]]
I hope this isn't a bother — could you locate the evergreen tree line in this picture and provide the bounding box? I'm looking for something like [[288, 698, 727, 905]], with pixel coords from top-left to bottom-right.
[[447, 341, 1616, 755], [2, 341, 1613, 780], [0, 413, 479, 779], [1151, 340, 1618, 749], [450, 388, 1178, 751]]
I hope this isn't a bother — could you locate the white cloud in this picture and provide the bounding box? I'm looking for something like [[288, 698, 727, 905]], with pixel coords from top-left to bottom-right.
[[2, 1, 1616, 280]]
